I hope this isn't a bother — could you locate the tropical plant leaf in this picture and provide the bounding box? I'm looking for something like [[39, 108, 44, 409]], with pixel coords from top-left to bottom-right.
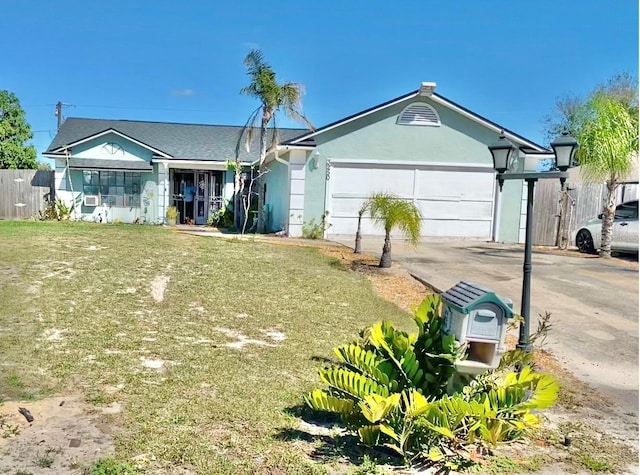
[[333, 344, 393, 386], [304, 389, 354, 414], [358, 425, 381, 446], [319, 367, 390, 399], [359, 393, 400, 423]]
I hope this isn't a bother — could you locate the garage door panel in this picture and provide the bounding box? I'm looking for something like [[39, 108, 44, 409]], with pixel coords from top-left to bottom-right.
[[332, 166, 412, 196], [415, 170, 494, 200], [416, 199, 493, 220], [328, 163, 494, 239], [330, 196, 369, 218]]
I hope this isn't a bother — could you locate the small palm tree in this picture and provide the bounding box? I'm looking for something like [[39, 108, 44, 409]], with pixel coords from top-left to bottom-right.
[[369, 193, 422, 268], [354, 200, 370, 254], [576, 92, 639, 258]]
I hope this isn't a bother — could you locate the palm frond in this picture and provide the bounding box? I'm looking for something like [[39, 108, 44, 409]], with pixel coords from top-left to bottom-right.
[[235, 106, 262, 157], [577, 92, 639, 184], [243, 49, 267, 75], [368, 192, 422, 244]]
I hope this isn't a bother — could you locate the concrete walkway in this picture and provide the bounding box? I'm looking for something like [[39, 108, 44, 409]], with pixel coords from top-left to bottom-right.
[[332, 235, 639, 417]]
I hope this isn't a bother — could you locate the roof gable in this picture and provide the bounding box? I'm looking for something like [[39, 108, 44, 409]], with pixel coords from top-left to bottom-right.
[[46, 118, 310, 162], [284, 88, 547, 152], [49, 128, 173, 158]]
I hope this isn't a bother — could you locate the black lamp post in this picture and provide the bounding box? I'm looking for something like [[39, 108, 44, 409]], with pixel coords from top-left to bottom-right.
[[488, 130, 578, 352]]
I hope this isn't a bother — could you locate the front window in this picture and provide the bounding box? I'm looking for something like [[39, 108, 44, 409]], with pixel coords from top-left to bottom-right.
[[83, 170, 141, 207]]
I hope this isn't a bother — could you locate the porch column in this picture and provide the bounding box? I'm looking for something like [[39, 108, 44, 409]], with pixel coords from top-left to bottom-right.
[[157, 162, 170, 224], [288, 149, 306, 237]]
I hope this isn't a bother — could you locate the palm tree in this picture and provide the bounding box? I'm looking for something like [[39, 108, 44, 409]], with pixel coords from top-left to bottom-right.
[[575, 92, 639, 258], [354, 200, 370, 254], [369, 193, 422, 268], [237, 49, 314, 233]]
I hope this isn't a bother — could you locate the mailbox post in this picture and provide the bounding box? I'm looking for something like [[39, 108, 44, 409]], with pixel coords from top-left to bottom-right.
[[441, 281, 514, 375]]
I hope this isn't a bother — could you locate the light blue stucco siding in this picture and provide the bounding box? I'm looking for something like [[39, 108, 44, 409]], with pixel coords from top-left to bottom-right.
[[73, 133, 154, 161], [56, 134, 158, 224], [264, 157, 290, 233], [66, 167, 158, 224], [304, 96, 522, 242]]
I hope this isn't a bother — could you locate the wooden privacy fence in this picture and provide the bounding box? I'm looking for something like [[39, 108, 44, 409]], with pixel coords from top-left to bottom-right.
[[533, 179, 638, 247], [0, 169, 55, 220]]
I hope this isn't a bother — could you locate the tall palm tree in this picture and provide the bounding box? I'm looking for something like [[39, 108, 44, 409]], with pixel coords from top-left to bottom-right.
[[237, 49, 314, 233], [575, 92, 639, 258], [369, 193, 422, 268]]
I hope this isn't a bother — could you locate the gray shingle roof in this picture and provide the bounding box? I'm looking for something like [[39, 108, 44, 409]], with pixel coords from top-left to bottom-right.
[[68, 158, 153, 171], [46, 117, 311, 162]]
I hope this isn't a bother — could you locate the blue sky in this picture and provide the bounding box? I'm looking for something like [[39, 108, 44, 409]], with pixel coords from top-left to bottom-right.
[[2, 0, 637, 165]]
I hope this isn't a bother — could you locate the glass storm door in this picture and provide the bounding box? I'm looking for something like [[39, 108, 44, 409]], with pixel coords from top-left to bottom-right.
[[195, 172, 208, 225]]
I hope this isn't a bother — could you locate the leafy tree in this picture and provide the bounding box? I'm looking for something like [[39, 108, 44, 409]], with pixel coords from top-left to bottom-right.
[[369, 193, 422, 268], [0, 90, 37, 169], [544, 74, 638, 258], [237, 49, 314, 233], [543, 72, 638, 142]]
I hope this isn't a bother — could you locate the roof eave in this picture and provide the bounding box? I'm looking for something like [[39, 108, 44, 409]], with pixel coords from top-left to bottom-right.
[[286, 87, 547, 152]]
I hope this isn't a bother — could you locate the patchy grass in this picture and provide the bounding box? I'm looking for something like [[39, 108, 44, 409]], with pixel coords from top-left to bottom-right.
[[483, 454, 545, 473], [0, 221, 416, 474]]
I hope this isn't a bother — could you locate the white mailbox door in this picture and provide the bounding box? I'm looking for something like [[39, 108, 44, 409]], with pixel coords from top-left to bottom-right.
[[468, 308, 500, 340]]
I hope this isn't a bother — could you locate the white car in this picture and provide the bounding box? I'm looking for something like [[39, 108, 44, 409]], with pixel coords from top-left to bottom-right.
[[574, 200, 638, 254]]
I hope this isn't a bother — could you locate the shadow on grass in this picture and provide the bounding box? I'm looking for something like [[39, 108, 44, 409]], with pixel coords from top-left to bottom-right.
[[279, 404, 404, 467], [309, 355, 334, 365]]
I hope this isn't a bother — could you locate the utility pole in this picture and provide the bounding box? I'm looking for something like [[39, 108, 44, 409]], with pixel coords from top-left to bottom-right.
[[55, 102, 74, 130]]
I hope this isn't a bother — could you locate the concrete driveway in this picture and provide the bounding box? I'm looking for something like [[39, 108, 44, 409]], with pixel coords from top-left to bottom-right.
[[332, 236, 639, 416]]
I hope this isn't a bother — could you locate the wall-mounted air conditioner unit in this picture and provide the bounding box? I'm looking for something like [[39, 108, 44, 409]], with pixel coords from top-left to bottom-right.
[[84, 195, 99, 207]]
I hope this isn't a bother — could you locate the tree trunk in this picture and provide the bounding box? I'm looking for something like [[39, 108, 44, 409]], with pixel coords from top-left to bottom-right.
[[354, 214, 363, 253], [599, 180, 618, 258], [379, 231, 392, 268], [256, 113, 270, 234]]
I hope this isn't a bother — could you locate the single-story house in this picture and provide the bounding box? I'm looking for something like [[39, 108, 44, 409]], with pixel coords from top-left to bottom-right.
[[44, 82, 553, 243]]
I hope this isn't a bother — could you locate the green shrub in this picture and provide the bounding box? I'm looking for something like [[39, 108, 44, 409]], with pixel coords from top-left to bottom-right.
[[208, 202, 235, 228], [34, 200, 58, 221], [55, 199, 74, 220], [302, 211, 330, 239], [305, 295, 559, 468], [166, 206, 178, 220]]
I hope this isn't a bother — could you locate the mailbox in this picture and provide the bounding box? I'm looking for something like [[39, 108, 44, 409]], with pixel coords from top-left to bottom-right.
[[441, 281, 514, 375]]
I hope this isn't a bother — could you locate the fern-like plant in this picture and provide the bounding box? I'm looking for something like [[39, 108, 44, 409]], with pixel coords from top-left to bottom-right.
[[305, 295, 560, 468]]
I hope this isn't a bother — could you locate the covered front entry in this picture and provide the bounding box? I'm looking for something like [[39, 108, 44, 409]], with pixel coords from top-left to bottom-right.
[[170, 169, 224, 225], [326, 161, 496, 238]]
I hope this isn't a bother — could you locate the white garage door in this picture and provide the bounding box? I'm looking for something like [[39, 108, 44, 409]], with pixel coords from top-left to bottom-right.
[[327, 161, 495, 238]]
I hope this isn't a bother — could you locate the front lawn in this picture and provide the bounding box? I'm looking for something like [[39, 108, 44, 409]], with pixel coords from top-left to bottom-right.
[[0, 221, 415, 473]]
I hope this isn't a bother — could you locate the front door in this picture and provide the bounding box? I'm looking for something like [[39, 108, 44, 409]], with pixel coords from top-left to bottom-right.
[[195, 172, 209, 225]]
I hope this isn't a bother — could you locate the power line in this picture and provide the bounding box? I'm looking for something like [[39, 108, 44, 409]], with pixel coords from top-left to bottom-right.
[[25, 103, 219, 113], [74, 104, 219, 113]]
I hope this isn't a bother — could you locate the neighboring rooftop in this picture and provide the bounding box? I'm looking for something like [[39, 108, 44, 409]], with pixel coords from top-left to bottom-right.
[[46, 117, 311, 161]]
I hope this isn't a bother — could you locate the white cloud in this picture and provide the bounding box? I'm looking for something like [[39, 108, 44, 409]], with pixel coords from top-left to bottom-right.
[[171, 89, 196, 96]]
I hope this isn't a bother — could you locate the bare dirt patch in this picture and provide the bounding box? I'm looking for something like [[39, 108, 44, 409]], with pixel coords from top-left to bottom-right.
[[317, 245, 432, 312], [151, 275, 170, 302], [0, 396, 115, 474]]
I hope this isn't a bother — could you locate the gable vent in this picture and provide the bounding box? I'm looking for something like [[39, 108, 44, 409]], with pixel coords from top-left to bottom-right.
[[397, 102, 441, 126]]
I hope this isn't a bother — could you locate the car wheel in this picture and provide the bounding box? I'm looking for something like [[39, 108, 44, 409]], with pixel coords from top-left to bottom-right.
[[576, 229, 596, 254]]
